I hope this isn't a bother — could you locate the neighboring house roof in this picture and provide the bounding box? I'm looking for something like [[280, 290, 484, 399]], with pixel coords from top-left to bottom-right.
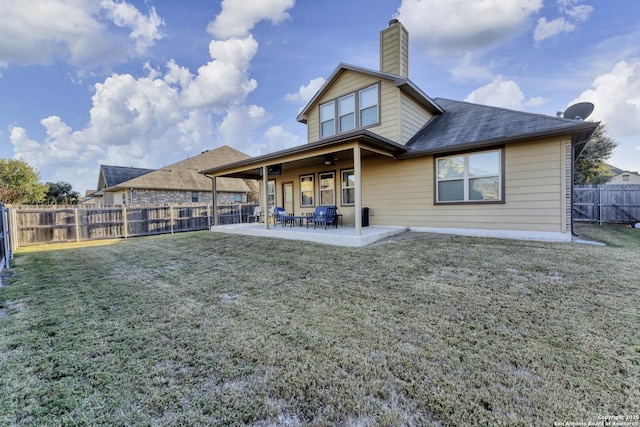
[[105, 145, 252, 193], [402, 98, 598, 158], [98, 165, 155, 190], [296, 63, 444, 123], [608, 165, 624, 175]]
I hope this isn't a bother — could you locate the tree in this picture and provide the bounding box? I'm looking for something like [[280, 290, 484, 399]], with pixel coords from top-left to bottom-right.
[[574, 123, 618, 185], [45, 181, 81, 205], [0, 159, 48, 205]]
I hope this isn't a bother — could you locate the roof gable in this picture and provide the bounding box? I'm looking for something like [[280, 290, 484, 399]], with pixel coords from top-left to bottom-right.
[[296, 63, 443, 124], [404, 98, 599, 155]]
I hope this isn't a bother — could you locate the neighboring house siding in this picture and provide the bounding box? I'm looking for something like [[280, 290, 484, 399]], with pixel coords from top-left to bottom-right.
[[399, 93, 432, 144], [609, 172, 640, 184], [361, 137, 568, 234], [104, 192, 115, 205]]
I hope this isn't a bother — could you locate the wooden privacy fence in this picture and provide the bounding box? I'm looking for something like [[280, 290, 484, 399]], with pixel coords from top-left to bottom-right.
[[1, 203, 12, 285], [7, 203, 259, 250], [573, 184, 640, 224]]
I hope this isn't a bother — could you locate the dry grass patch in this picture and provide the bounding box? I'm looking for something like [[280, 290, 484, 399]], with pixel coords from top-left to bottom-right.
[[0, 226, 638, 425]]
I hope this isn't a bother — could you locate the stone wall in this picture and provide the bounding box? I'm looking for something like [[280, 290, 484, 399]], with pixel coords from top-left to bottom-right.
[[130, 189, 244, 205]]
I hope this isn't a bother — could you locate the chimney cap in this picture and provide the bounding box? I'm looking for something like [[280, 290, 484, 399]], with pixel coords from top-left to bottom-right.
[[388, 18, 399, 26]]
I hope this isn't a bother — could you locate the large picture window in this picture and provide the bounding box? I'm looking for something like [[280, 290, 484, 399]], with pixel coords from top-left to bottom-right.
[[341, 169, 355, 205], [300, 174, 314, 206], [436, 149, 502, 203], [319, 83, 379, 138], [319, 172, 335, 205]]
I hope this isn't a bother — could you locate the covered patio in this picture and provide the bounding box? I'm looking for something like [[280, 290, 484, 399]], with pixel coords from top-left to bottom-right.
[[210, 223, 406, 247], [200, 130, 408, 240]]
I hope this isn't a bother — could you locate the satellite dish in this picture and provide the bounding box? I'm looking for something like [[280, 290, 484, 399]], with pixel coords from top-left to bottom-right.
[[563, 102, 594, 120]]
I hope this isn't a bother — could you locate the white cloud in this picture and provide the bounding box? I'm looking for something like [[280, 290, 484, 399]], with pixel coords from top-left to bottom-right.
[[395, 0, 543, 55], [285, 77, 325, 104], [207, 0, 295, 39], [215, 104, 270, 155], [181, 36, 259, 110], [0, 0, 164, 69], [533, 17, 575, 42], [449, 53, 494, 82], [558, 0, 593, 22], [8, 1, 300, 193], [262, 126, 304, 153], [100, 0, 165, 54], [570, 59, 640, 172], [534, 0, 592, 43], [571, 60, 640, 137], [465, 75, 543, 110]]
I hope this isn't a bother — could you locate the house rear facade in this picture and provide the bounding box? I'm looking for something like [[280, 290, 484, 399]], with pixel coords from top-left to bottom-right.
[[202, 20, 597, 242]]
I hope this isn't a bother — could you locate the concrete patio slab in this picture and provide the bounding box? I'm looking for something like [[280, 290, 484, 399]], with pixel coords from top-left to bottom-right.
[[210, 223, 407, 247]]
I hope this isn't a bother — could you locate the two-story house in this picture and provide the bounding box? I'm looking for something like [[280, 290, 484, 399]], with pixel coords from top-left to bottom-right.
[[201, 20, 597, 242]]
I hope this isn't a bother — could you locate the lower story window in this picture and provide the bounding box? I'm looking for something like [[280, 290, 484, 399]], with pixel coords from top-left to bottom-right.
[[341, 169, 355, 205], [436, 149, 502, 203], [267, 180, 276, 208], [319, 172, 335, 205]]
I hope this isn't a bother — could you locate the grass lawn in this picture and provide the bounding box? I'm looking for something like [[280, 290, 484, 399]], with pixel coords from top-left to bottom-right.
[[1, 225, 638, 426]]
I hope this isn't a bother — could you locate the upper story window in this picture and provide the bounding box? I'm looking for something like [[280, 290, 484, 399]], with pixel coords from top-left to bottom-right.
[[320, 83, 379, 138], [436, 149, 503, 203]]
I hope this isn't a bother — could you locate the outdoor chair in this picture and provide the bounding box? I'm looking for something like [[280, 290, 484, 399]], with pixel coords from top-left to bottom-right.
[[248, 206, 262, 223], [272, 207, 295, 227], [306, 205, 337, 229]]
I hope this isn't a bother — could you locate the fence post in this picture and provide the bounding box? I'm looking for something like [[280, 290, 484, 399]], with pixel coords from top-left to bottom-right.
[[123, 205, 128, 238], [598, 185, 602, 225], [74, 207, 80, 242], [170, 204, 175, 234]]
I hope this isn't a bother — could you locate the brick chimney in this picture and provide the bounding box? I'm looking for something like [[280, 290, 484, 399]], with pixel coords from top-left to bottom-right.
[[380, 19, 409, 78]]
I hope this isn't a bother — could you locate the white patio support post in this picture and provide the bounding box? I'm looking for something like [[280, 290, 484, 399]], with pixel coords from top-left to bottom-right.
[[262, 166, 269, 229], [211, 176, 217, 227], [353, 144, 362, 236]]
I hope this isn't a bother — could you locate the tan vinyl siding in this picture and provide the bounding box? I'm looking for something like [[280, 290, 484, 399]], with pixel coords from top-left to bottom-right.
[[361, 137, 569, 233], [306, 72, 401, 143], [399, 93, 432, 144]]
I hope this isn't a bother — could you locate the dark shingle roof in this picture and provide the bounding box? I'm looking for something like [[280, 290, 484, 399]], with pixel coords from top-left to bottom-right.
[[403, 98, 598, 156], [99, 165, 154, 189]]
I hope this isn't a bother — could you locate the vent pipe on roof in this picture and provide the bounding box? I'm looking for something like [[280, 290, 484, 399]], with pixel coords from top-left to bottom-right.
[[380, 19, 409, 78]]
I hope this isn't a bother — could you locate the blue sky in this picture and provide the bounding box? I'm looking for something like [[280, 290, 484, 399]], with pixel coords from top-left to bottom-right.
[[1, 0, 639, 194]]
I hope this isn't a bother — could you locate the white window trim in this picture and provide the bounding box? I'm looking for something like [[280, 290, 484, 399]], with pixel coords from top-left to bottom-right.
[[435, 149, 503, 204]]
